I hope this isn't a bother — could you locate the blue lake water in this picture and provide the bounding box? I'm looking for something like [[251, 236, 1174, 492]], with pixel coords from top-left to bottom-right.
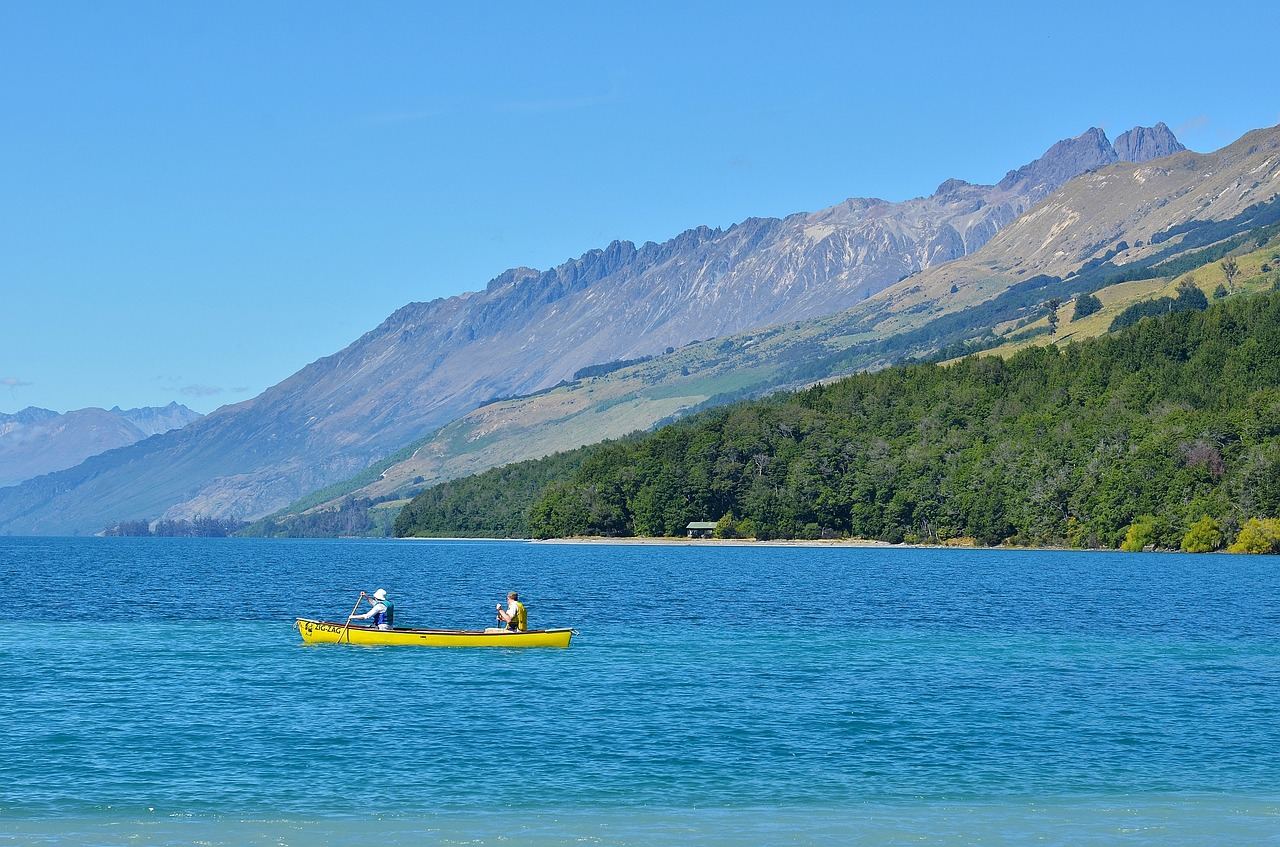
[[2, 537, 1279, 845]]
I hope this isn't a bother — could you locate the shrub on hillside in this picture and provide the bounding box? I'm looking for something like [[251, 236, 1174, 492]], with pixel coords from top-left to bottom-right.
[[1226, 517, 1280, 554], [1181, 515, 1224, 553], [1121, 515, 1163, 551], [714, 512, 745, 539], [1072, 292, 1103, 320]]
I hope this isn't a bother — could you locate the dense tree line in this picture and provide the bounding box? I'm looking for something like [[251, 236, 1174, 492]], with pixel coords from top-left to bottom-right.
[[396, 291, 1280, 551], [103, 516, 247, 537], [572, 355, 654, 380], [393, 443, 619, 537], [240, 498, 392, 537]]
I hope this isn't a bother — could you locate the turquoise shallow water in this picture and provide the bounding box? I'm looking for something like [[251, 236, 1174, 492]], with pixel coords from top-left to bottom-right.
[[2, 537, 1279, 845]]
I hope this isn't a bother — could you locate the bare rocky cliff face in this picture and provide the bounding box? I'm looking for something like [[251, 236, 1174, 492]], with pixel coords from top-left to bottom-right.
[[0, 402, 201, 488], [0, 124, 1184, 534], [1112, 121, 1185, 164]]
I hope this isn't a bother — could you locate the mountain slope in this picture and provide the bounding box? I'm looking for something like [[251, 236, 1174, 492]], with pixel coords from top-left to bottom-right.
[[0, 403, 200, 488], [276, 124, 1280, 533], [0, 124, 1165, 535], [946, 225, 1280, 362]]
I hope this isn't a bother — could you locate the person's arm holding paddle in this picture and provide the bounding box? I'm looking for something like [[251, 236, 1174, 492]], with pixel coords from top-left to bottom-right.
[[495, 591, 526, 631], [351, 588, 393, 630]]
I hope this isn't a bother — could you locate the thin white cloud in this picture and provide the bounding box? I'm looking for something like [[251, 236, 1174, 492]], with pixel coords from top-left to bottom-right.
[[1, 377, 32, 388]]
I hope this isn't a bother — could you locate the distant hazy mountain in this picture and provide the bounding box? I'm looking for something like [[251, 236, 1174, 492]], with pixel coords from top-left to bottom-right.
[[0, 402, 201, 488], [0, 124, 1189, 534]]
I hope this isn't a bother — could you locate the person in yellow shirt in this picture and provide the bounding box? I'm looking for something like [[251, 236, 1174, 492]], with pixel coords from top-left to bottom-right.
[[495, 591, 527, 632]]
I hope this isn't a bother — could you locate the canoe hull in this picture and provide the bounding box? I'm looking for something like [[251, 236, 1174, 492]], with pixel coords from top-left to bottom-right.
[[295, 618, 573, 648]]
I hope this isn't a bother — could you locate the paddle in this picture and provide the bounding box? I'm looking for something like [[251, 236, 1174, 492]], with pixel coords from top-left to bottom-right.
[[338, 592, 365, 645]]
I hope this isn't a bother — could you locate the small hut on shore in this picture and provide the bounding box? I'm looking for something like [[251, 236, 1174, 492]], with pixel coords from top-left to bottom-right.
[[686, 521, 717, 539]]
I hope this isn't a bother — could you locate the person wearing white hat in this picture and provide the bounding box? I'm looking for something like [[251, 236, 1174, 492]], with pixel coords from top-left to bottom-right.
[[351, 588, 395, 630]]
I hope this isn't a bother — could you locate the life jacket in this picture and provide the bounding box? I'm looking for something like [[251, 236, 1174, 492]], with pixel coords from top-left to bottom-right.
[[512, 600, 527, 632], [373, 600, 395, 628]]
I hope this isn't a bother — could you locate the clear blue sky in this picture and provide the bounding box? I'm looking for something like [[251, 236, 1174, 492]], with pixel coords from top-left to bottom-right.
[[2, 0, 1278, 414]]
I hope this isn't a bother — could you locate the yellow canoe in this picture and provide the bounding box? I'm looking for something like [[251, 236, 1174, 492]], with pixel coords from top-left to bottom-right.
[[295, 618, 574, 648]]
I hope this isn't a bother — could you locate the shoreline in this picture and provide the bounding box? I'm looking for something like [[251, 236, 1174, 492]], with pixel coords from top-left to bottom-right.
[[534, 536, 906, 548], [9, 795, 1280, 846], [401, 535, 1099, 552], [394, 536, 1242, 553]]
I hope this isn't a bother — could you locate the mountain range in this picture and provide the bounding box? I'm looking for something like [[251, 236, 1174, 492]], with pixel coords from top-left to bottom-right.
[[0, 403, 201, 488], [269, 123, 1279, 531], [0, 121, 1215, 535]]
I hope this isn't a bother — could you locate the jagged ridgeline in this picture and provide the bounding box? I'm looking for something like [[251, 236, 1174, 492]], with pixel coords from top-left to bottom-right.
[[395, 288, 1280, 549]]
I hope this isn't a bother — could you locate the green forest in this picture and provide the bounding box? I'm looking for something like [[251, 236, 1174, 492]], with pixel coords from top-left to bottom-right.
[[397, 290, 1280, 552], [392, 444, 599, 538]]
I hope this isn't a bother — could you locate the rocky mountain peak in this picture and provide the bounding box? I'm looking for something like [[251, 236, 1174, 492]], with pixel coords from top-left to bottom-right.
[[484, 266, 541, 293], [933, 178, 973, 197], [1113, 122, 1186, 163], [997, 127, 1119, 196]]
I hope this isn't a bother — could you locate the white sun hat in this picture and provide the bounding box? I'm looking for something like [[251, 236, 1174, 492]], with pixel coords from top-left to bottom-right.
[[372, 588, 388, 601]]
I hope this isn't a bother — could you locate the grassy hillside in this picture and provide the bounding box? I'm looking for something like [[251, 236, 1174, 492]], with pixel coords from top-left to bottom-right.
[[397, 287, 1280, 551], [950, 226, 1280, 361]]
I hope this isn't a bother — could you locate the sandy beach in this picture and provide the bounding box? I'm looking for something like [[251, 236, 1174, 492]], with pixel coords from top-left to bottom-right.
[[398, 534, 910, 547], [532, 535, 904, 548]]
